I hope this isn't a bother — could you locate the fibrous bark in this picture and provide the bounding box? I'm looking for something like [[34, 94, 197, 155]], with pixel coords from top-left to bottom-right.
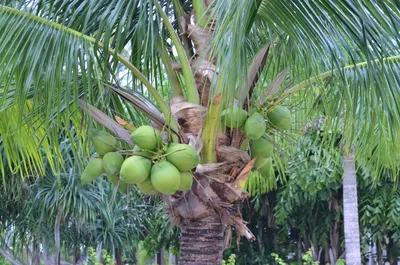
[[179, 216, 225, 265], [342, 152, 361, 265]]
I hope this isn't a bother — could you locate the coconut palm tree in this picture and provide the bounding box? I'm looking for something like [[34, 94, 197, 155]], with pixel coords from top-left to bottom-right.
[[1, 1, 400, 264]]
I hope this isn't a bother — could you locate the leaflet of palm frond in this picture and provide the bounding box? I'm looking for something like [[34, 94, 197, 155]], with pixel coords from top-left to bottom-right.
[[240, 43, 270, 108], [108, 86, 181, 137], [78, 99, 133, 146]]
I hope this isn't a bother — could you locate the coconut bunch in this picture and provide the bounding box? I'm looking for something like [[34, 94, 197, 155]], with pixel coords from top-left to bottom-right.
[[81, 126, 200, 196], [219, 105, 291, 194]]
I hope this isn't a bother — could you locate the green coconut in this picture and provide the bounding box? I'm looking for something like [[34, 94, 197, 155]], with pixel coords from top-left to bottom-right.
[[267, 106, 291, 130], [250, 134, 273, 158], [258, 157, 274, 179], [132, 145, 153, 157], [178, 171, 194, 191], [131, 125, 162, 151], [253, 156, 268, 170], [166, 144, 200, 171], [137, 177, 155, 195], [120, 156, 152, 184], [102, 152, 124, 175], [107, 174, 128, 194], [245, 112, 266, 140], [221, 108, 248, 128], [89, 129, 117, 155], [81, 158, 105, 184], [151, 161, 180, 195]]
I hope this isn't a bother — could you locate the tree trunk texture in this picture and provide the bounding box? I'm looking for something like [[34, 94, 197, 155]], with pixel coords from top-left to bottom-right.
[[387, 236, 397, 265], [54, 203, 63, 265], [179, 216, 225, 265], [115, 248, 122, 265], [257, 219, 264, 257], [342, 152, 361, 265], [297, 231, 302, 265], [376, 240, 383, 265], [31, 242, 41, 265], [156, 249, 164, 265], [329, 221, 340, 264], [324, 245, 330, 265]]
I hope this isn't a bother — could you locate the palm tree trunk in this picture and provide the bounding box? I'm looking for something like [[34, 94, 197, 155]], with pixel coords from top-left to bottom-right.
[[342, 152, 361, 265], [31, 242, 41, 265], [377, 240, 383, 265], [387, 235, 397, 265], [179, 216, 225, 265], [156, 249, 164, 265], [54, 203, 62, 265], [115, 248, 122, 265], [330, 221, 340, 264], [297, 231, 302, 264]]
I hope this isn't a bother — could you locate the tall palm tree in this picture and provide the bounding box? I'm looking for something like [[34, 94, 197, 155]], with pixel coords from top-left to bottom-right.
[[1, 1, 400, 264]]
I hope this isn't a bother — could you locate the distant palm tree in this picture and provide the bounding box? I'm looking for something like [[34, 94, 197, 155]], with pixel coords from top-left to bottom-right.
[[1, 1, 400, 264]]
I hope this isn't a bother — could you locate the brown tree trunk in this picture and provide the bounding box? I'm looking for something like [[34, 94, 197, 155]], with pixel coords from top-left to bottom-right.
[[115, 248, 122, 265], [179, 216, 225, 265], [297, 231, 302, 264], [377, 240, 383, 265], [73, 246, 79, 265], [330, 221, 340, 264]]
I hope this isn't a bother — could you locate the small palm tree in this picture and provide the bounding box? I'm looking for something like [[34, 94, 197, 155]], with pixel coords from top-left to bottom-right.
[[1, 1, 400, 264]]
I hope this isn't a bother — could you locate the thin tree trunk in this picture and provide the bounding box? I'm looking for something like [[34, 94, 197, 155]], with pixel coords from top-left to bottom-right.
[[342, 152, 361, 265], [387, 236, 397, 265], [324, 245, 329, 265], [179, 216, 224, 265], [297, 231, 302, 265], [376, 240, 383, 265], [257, 218, 264, 257], [330, 221, 340, 264], [0, 246, 24, 265], [31, 242, 41, 265], [42, 237, 54, 265], [115, 248, 122, 265], [73, 246, 79, 265], [156, 249, 164, 265], [54, 203, 63, 265]]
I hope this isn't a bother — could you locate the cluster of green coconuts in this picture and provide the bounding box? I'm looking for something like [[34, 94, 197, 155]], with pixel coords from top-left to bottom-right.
[[81, 126, 200, 195], [221, 105, 291, 179]]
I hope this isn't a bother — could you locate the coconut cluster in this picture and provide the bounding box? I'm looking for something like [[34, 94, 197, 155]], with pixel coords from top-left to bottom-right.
[[81, 126, 200, 196], [220, 105, 291, 192]]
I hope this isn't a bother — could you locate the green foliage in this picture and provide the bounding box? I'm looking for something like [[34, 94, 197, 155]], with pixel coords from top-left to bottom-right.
[[86, 247, 113, 265], [142, 205, 179, 256], [0, 256, 11, 265], [336, 259, 345, 265], [270, 250, 320, 265], [223, 254, 237, 265]]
